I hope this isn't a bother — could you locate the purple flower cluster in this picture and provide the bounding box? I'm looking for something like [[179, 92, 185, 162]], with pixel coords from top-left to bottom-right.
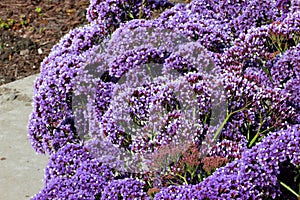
[[87, 0, 174, 26], [31, 144, 114, 199], [156, 125, 300, 199], [28, 0, 174, 154], [28, 0, 300, 199], [77, 37, 224, 176], [101, 178, 148, 199], [27, 22, 108, 154], [207, 137, 247, 161]]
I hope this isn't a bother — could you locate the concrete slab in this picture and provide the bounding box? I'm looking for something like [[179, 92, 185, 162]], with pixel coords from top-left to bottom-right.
[[0, 74, 48, 200]]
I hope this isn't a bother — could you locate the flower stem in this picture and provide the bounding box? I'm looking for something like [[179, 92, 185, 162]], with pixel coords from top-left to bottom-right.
[[279, 181, 300, 198], [212, 103, 251, 141]]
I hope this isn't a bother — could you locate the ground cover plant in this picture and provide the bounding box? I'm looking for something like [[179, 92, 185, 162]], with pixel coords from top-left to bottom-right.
[[28, 0, 300, 199]]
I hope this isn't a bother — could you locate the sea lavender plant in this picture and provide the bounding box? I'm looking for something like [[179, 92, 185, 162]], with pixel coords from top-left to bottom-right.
[[29, 0, 300, 199]]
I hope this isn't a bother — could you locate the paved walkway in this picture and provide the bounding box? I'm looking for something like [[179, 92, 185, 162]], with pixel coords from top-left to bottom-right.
[[0, 74, 48, 200]]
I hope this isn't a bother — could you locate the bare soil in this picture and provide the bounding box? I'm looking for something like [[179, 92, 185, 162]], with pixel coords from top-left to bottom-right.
[[0, 0, 90, 85]]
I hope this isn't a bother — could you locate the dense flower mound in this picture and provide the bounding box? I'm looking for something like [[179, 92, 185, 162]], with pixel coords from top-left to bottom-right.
[[28, 0, 300, 199]]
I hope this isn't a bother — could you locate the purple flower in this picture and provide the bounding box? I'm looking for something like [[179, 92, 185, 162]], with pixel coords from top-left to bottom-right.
[[155, 125, 300, 199], [32, 144, 114, 199], [29, 0, 300, 199], [101, 178, 149, 200]]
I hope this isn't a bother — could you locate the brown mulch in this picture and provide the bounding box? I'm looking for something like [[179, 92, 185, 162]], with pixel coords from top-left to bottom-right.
[[0, 0, 90, 85]]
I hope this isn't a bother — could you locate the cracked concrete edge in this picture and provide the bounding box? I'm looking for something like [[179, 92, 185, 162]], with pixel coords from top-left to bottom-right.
[[0, 74, 39, 101], [0, 74, 49, 200]]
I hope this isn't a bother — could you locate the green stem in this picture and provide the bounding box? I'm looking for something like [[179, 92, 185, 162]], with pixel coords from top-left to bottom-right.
[[262, 66, 273, 82], [249, 132, 260, 147], [167, 179, 182, 186], [203, 113, 209, 124], [249, 106, 279, 147], [248, 125, 275, 147], [176, 173, 189, 185], [279, 181, 300, 198], [190, 167, 197, 180], [147, 64, 153, 80], [197, 170, 203, 182], [212, 103, 251, 141], [249, 112, 264, 147], [247, 126, 250, 141], [138, 0, 145, 19]]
